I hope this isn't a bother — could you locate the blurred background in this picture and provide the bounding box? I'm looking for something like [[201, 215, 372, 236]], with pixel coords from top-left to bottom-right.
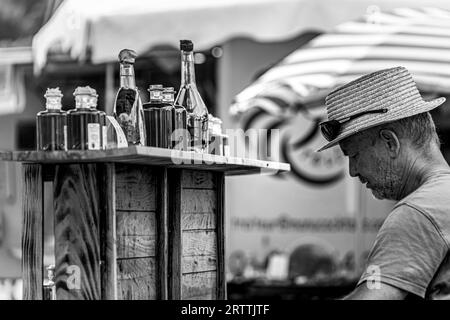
[[1, 0, 450, 300]]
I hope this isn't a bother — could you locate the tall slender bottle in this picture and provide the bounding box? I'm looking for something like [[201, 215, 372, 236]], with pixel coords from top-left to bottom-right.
[[174, 40, 209, 153], [67, 86, 101, 150], [113, 49, 146, 145], [160, 87, 175, 149], [36, 88, 67, 151], [89, 88, 107, 149], [143, 85, 164, 147], [162, 87, 187, 150]]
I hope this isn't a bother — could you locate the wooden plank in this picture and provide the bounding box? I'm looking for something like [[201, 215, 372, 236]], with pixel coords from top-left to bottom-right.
[[99, 163, 117, 300], [216, 172, 226, 300], [0, 146, 291, 176], [117, 235, 156, 258], [182, 271, 217, 300], [182, 213, 216, 231], [182, 231, 217, 257], [181, 170, 215, 189], [117, 277, 157, 300], [21, 164, 43, 300], [181, 189, 216, 214], [117, 258, 156, 280], [53, 164, 101, 300], [116, 211, 156, 236], [157, 168, 169, 300], [115, 164, 156, 211], [168, 169, 182, 299], [182, 255, 217, 274]]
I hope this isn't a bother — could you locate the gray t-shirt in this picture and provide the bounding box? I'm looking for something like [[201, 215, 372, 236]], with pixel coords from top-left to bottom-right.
[[358, 170, 450, 299]]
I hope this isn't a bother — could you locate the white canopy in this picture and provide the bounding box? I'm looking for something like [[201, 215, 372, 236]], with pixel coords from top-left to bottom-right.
[[32, 0, 450, 73]]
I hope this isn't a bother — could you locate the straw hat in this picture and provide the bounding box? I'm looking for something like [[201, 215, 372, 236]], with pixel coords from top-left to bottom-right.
[[318, 66, 446, 152]]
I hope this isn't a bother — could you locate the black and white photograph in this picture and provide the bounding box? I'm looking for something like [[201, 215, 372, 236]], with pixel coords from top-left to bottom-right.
[[0, 0, 449, 315]]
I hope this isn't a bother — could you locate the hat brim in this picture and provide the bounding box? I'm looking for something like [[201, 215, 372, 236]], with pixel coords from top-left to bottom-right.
[[317, 96, 446, 152]]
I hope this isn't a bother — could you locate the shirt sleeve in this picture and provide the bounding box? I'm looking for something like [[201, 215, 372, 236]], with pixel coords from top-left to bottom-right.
[[357, 203, 448, 298]]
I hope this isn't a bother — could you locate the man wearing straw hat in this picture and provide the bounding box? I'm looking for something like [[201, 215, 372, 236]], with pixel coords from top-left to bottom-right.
[[318, 66, 450, 300]]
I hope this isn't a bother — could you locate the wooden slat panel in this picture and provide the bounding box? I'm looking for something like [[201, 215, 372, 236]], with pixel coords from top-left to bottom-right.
[[157, 168, 169, 300], [117, 235, 156, 258], [182, 271, 217, 300], [117, 277, 157, 300], [117, 258, 156, 280], [182, 255, 217, 274], [116, 211, 156, 236], [99, 163, 117, 300], [168, 169, 182, 299], [181, 170, 215, 189], [216, 172, 226, 300], [181, 213, 216, 231], [21, 164, 43, 300], [181, 189, 216, 214], [182, 231, 217, 257], [53, 164, 101, 300], [115, 164, 156, 211]]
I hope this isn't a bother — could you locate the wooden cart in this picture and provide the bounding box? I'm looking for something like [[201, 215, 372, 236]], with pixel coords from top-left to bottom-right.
[[0, 146, 289, 300]]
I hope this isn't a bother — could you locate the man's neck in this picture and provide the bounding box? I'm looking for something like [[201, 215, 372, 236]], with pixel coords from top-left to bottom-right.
[[397, 148, 449, 200]]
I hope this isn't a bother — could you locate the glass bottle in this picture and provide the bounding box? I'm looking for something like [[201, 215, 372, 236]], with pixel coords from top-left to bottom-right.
[[160, 87, 175, 149], [36, 88, 67, 151], [43, 264, 56, 300], [174, 40, 209, 153], [167, 88, 188, 150], [143, 85, 164, 147], [113, 49, 146, 146], [67, 86, 101, 150], [89, 88, 107, 150]]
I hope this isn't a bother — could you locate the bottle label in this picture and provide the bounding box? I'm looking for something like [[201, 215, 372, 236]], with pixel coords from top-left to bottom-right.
[[103, 125, 108, 150], [87, 123, 101, 150], [107, 116, 128, 148]]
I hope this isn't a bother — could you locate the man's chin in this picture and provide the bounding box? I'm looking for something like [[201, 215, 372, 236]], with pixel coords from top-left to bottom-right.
[[369, 187, 385, 200]]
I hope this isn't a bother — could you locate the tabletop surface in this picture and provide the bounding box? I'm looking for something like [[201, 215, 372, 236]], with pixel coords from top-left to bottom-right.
[[0, 146, 290, 176]]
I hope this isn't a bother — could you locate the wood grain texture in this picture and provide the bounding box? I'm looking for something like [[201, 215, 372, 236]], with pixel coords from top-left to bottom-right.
[[117, 276, 157, 300], [182, 231, 217, 257], [116, 235, 156, 258], [99, 163, 117, 300], [53, 164, 101, 300], [181, 213, 216, 231], [181, 171, 215, 189], [182, 271, 217, 300], [21, 164, 44, 300], [216, 172, 226, 300], [115, 164, 156, 211], [181, 189, 216, 214], [182, 255, 217, 274], [117, 258, 156, 280], [116, 211, 156, 236]]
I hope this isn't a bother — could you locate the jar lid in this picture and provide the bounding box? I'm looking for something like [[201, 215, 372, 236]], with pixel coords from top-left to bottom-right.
[[44, 87, 63, 98], [148, 84, 163, 91], [73, 86, 94, 96]]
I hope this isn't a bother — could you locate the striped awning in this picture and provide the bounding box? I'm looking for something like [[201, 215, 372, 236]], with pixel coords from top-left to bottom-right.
[[231, 7, 450, 117]]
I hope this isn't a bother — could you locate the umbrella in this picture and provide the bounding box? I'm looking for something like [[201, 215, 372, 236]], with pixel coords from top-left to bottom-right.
[[229, 7, 450, 185], [231, 7, 450, 118]]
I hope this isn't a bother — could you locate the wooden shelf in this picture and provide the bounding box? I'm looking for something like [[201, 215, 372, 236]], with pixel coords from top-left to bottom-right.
[[0, 146, 290, 176]]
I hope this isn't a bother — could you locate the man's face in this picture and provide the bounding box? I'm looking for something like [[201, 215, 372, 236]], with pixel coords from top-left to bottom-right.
[[339, 131, 400, 200]]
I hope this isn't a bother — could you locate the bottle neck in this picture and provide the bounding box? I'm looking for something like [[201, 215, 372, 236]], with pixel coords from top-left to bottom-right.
[[120, 63, 136, 89], [162, 92, 175, 105], [180, 51, 196, 87]]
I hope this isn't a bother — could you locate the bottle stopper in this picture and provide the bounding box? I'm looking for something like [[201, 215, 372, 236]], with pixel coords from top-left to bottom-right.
[[118, 49, 137, 64], [44, 87, 63, 98], [180, 40, 194, 52]]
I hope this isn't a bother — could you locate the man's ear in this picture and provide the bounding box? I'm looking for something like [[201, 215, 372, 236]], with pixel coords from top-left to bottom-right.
[[379, 129, 400, 157]]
